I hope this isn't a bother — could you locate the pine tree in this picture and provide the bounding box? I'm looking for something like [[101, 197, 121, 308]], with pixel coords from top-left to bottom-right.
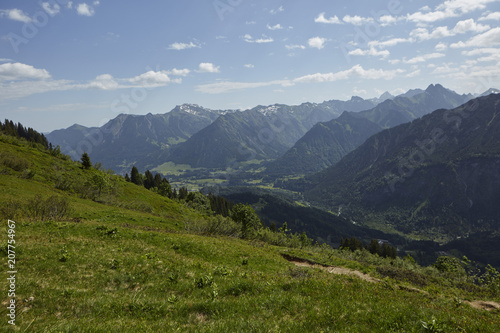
[[124, 173, 130, 182], [144, 170, 154, 189], [130, 166, 142, 185], [81, 152, 92, 169], [178, 187, 188, 200]]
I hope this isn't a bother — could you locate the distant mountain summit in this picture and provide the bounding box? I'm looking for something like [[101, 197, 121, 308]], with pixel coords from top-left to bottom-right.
[[267, 84, 472, 177], [167, 97, 379, 168], [46, 104, 236, 173]]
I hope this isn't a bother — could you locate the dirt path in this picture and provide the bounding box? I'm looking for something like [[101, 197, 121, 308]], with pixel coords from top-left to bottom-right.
[[282, 254, 500, 311], [291, 259, 380, 283]]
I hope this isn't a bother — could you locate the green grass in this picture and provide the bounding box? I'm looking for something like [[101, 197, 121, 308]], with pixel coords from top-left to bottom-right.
[[0, 134, 499, 332]]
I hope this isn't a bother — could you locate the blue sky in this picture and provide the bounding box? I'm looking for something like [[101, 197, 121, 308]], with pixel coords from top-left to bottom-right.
[[1, 0, 500, 132]]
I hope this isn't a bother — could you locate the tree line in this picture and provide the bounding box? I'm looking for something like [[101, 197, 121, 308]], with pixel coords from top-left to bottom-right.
[[1, 119, 49, 149]]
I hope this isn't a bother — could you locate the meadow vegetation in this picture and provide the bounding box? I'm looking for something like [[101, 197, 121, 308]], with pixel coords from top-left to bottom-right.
[[0, 129, 499, 332]]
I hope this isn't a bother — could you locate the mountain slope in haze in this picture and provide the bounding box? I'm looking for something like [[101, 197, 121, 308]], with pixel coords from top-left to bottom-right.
[[167, 97, 379, 168], [304, 93, 500, 241], [266, 112, 383, 176], [267, 84, 473, 177], [47, 104, 232, 173]]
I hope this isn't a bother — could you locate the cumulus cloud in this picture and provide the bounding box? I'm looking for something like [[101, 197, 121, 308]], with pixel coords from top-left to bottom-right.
[[197, 63, 220, 73], [410, 19, 490, 41], [41, 2, 61, 16], [435, 42, 448, 51], [348, 47, 390, 58], [343, 15, 374, 26], [243, 34, 274, 43], [314, 12, 342, 24], [479, 12, 500, 21], [0, 63, 51, 81], [168, 42, 200, 50], [0, 9, 32, 22], [267, 23, 283, 30], [128, 71, 171, 86], [77, 3, 95, 16], [285, 44, 306, 50], [308, 37, 327, 49], [404, 53, 445, 64], [169, 68, 190, 76], [0, 65, 184, 101], [244, 64, 255, 68], [451, 27, 500, 48], [407, 0, 498, 23]]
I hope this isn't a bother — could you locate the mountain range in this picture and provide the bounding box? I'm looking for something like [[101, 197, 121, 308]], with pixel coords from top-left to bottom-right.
[[303, 93, 500, 243], [266, 84, 472, 176], [47, 104, 234, 173]]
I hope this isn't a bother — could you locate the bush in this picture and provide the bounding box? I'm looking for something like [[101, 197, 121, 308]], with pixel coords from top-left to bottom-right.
[[26, 194, 70, 221], [184, 215, 241, 237]]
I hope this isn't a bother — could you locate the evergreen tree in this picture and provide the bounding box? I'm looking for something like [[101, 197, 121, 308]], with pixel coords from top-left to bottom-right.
[[144, 170, 154, 189], [153, 173, 162, 188], [130, 166, 142, 185], [367, 239, 382, 255], [124, 173, 130, 182], [178, 187, 188, 200], [172, 188, 177, 199], [81, 152, 92, 169]]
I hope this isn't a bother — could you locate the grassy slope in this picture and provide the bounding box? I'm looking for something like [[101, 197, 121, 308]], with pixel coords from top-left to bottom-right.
[[0, 135, 499, 332]]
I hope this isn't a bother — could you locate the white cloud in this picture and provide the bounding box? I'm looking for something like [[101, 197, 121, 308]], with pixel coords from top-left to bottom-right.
[[293, 65, 405, 83], [285, 44, 306, 50], [168, 68, 190, 76], [267, 23, 283, 30], [407, 0, 498, 23], [314, 12, 342, 24], [0, 67, 185, 101], [343, 15, 374, 26], [128, 71, 171, 86], [244, 64, 255, 68], [462, 48, 499, 56], [77, 3, 95, 16], [308, 37, 327, 49], [410, 19, 490, 41], [368, 38, 412, 48], [243, 34, 274, 43], [435, 42, 448, 51], [479, 12, 500, 21], [196, 65, 407, 94], [168, 41, 200, 50], [41, 2, 61, 16], [88, 74, 119, 90], [451, 27, 500, 48], [0, 9, 32, 23], [453, 18, 490, 34], [379, 15, 404, 26], [404, 53, 445, 64], [0, 58, 13, 63], [197, 63, 220, 73], [67, 2, 73, 9], [0, 63, 51, 81], [348, 47, 390, 58]]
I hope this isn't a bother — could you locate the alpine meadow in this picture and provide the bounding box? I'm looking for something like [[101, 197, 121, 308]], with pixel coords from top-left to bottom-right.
[[1, 0, 500, 332]]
